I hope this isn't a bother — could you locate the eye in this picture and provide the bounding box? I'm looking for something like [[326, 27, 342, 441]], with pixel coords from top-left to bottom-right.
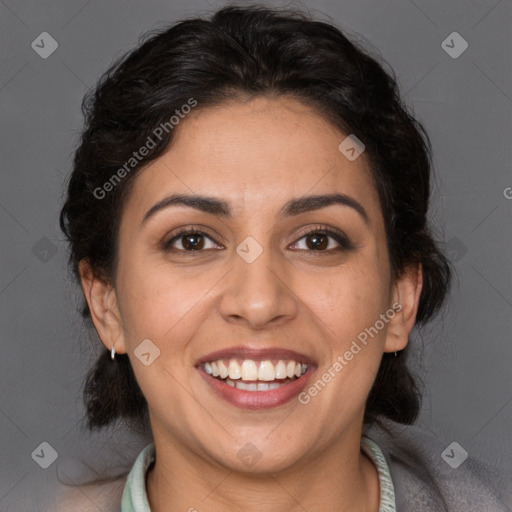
[[163, 225, 353, 253], [163, 228, 222, 252], [290, 226, 353, 252]]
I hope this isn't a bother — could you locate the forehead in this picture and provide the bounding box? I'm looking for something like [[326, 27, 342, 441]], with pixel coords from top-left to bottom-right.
[[122, 96, 381, 222]]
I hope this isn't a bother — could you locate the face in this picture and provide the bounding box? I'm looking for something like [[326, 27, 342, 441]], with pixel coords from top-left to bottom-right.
[[83, 96, 419, 474]]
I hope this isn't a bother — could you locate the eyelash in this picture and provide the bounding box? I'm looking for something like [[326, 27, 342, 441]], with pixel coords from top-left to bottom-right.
[[163, 225, 354, 254]]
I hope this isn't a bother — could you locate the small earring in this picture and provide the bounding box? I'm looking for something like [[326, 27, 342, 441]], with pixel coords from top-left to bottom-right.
[[394, 351, 398, 357], [111, 345, 116, 360]]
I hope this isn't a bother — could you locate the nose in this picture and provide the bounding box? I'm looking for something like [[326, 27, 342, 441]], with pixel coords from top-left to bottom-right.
[[219, 242, 298, 330]]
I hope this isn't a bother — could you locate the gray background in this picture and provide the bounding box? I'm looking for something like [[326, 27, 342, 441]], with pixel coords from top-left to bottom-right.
[[1, 0, 511, 510]]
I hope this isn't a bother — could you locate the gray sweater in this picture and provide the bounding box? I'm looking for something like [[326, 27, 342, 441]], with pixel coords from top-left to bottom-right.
[[364, 418, 510, 511]]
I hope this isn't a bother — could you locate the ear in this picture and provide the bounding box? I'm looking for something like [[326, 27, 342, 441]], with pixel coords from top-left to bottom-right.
[[79, 260, 127, 355], [384, 263, 423, 353]]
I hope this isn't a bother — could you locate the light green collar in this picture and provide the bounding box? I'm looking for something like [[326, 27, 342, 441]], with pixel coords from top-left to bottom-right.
[[121, 436, 396, 511]]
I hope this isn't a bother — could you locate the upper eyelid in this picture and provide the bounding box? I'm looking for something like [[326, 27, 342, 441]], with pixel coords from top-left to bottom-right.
[[295, 224, 348, 240]]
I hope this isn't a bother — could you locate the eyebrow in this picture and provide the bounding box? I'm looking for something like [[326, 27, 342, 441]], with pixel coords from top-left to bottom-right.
[[141, 192, 369, 227]]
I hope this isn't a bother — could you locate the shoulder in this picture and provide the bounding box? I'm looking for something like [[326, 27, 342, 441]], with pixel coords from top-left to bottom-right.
[[365, 418, 510, 512], [51, 475, 127, 512]]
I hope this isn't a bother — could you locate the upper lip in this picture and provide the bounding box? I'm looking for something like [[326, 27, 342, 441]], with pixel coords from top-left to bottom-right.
[[196, 346, 317, 366]]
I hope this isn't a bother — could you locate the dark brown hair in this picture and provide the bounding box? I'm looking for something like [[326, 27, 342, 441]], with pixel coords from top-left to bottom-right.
[[60, 4, 451, 431]]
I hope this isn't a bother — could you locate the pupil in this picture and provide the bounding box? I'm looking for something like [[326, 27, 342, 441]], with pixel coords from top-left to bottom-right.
[[307, 233, 327, 250], [183, 234, 204, 250]]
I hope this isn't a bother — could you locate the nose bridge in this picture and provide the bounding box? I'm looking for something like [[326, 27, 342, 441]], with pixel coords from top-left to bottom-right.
[[219, 233, 297, 327]]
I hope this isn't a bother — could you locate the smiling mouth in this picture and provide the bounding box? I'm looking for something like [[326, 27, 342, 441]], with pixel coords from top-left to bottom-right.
[[202, 358, 308, 391]]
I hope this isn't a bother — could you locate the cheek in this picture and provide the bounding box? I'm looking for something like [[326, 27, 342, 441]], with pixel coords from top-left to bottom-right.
[[301, 261, 391, 343], [115, 255, 222, 342], [114, 260, 209, 404], [302, 266, 391, 412]]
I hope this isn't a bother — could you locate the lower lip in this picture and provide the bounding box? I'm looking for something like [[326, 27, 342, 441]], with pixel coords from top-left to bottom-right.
[[198, 368, 315, 410]]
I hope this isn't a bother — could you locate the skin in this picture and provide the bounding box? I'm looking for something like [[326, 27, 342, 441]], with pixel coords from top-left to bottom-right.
[[80, 96, 422, 512]]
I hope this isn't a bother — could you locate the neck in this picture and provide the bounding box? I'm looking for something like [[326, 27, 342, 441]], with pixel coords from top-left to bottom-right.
[[146, 422, 380, 512]]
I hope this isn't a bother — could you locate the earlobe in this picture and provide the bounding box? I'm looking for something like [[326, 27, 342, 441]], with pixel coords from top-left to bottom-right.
[[79, 260, 127, 355], [384, 263, 423, 353]]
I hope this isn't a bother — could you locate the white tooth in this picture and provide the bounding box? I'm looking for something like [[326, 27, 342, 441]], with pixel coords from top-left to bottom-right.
[[301, 363, 308, 375], [275, 360, 287, 379], [235, 380, 249, 391], [235, 380, 260, 391], [218, 360, 229, 379], [204, 362, 212, 375], [228, 359, 241, 379], [226, 378, 235, 387], [286, 360, 296, 378], [269, 382, 281, 390], [294, 362, 302, 377], [257, 382, 270, 391], [241, 360, 258, 381], [258, 360, 276, 381], [211, 361, 220, 377]]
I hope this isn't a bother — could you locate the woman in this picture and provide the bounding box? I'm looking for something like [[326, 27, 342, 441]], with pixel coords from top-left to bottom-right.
[[57, 5, 507, 511]]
